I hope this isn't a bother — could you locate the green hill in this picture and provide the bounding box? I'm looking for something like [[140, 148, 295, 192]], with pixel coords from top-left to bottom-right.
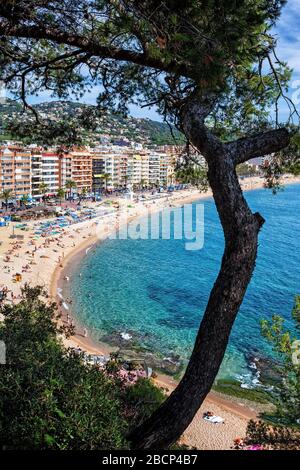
[[0, 99, 185, 146]]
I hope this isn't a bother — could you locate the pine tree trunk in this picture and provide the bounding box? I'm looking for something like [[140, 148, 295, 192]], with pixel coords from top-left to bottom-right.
[[129, 127, 265, 449]]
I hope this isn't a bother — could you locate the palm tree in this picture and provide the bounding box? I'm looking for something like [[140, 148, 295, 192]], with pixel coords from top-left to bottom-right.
[[122, 174, 129, 189], [168, 173, 176, 186], [79, 187, 87, 201], [56, 187, 66, 205], [140, 179, 147, 191], [39, 182, 49, 205], [0, 189, 13, 211], [65, 180, 77, 200], [20, 194, 30, 209], [101, 173, 111, 195]]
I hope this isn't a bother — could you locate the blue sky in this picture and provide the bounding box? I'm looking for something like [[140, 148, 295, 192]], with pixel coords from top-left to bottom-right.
[[273, 0, 300, 121], [27, 0, 300, 122], [275, 0, 300, 74]]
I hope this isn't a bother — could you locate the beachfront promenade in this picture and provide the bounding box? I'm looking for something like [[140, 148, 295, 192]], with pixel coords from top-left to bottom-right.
[[1, 176, 277, 301]]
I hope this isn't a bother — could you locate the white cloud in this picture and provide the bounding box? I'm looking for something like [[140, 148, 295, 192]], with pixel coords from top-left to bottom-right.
[[275, 0, 300, 75]]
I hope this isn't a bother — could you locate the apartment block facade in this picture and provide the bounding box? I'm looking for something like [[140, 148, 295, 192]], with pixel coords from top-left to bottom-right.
[[127, 150, 150, 187], [92, 146, 131, 191], [1, 143, 178, 200], [0, 145, 31, 198], [91, 145, 175, 191], [68, 150, 93, 192], [31, 150, 93, 198]]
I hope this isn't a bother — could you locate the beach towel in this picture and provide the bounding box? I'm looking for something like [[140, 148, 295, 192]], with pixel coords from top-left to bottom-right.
[[203, 415, 224, 424]]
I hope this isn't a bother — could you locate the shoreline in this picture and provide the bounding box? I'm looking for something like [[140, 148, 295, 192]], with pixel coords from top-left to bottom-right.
[[50, 186, 261, 449], [2, 176, 300, 449], [52, 175, 300, 357], [51, 187, 213, 355]]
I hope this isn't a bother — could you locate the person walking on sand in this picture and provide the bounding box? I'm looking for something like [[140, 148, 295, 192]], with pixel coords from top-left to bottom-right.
[[83, 328, 88, 338]]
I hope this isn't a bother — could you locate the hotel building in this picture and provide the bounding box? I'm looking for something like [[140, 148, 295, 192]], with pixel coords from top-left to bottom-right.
[[92, 146, 131, 192], [40, 151, 60, 196], [0, 143, 178, 201], [91, 145, 175, 191], [0, 145, 31, 198], [32, 150, 93, 198], [68, 150, 93, 192]]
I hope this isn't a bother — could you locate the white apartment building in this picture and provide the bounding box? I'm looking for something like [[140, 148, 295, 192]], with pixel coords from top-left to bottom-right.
[[92, 147, 119, 190], [40, 152, 60, 196], [92, 146, 151, 190], [149, 151, 161, 186], [92, 145, 176, 190], [31, 152, 43, 197], [149, 151, 176, 186], [59, 154, 72, 189], [126, 151, 150, 187]]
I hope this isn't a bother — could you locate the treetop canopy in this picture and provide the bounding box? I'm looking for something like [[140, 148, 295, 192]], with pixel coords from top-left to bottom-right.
[[0, 0, 298, 141]]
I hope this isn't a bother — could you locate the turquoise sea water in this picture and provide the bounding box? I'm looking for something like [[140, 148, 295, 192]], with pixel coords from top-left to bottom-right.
[[70, 183, 300, 385]]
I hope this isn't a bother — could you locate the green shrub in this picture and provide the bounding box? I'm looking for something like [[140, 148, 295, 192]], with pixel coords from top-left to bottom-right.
[[0, 285, 128, 450], [124, 378, 165, 430]]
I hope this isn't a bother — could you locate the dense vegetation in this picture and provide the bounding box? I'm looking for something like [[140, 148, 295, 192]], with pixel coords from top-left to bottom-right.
[[176, 166, 208, 191], [0, 286, 165, 450], [1, 284, 300, 450], [260, 296, 300, 425], [245, 419, 300, 450], [244, 297, 300, 450]]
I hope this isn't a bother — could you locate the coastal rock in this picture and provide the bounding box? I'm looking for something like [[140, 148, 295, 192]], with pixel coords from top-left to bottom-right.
[[138, 352, 182, 375], [245, 352, 281, 385], [100, 331, 136, 349], [99, 330, 183, 375]]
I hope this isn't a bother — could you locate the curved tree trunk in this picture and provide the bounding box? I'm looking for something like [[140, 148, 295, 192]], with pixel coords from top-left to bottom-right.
[[129, 101, 266, 449]]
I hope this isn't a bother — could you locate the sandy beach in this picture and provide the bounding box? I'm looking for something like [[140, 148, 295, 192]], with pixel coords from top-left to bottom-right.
[[1, 175, 300, 449]]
